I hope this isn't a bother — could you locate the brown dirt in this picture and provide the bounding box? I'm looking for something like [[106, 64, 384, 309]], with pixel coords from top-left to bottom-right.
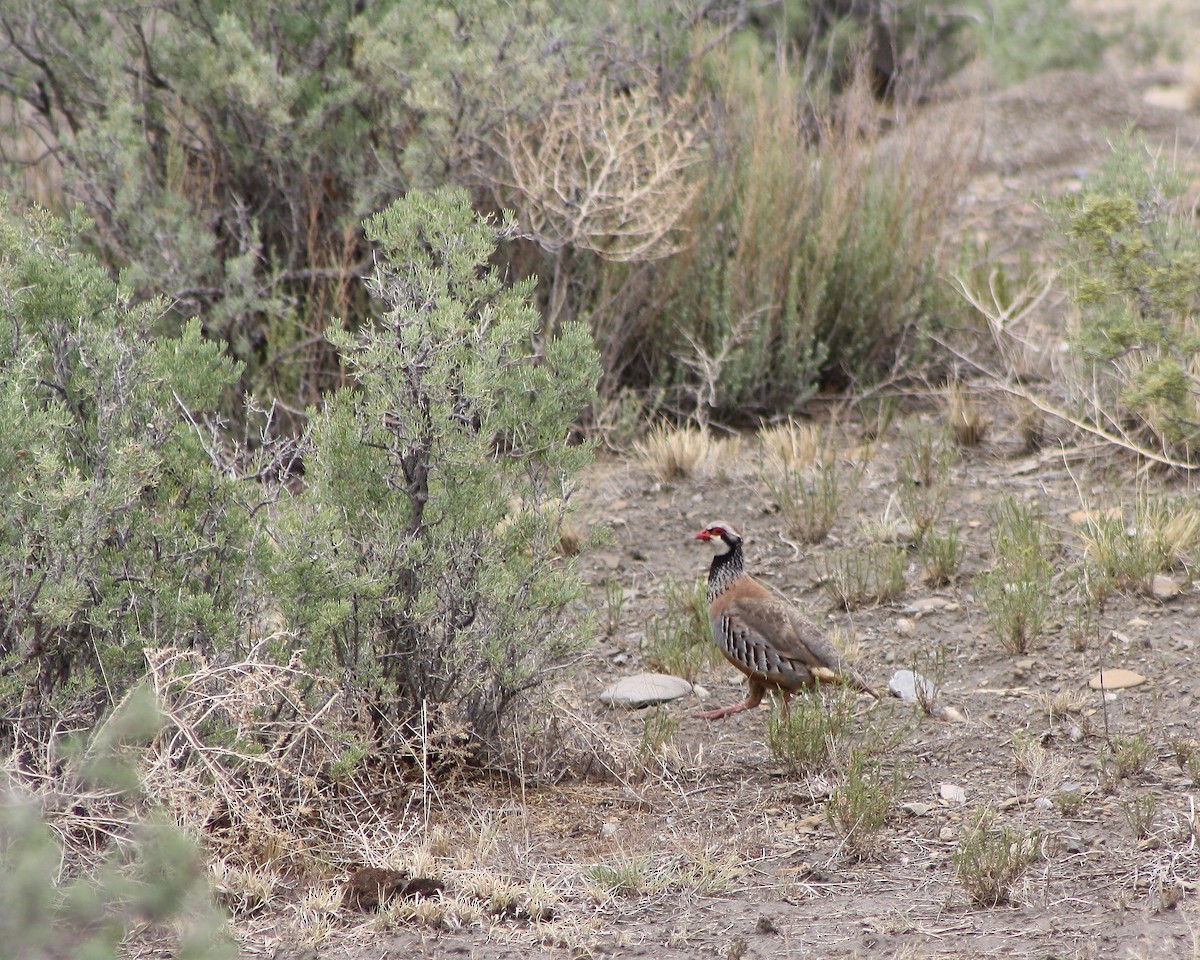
[[238, 11, 1200, 960]]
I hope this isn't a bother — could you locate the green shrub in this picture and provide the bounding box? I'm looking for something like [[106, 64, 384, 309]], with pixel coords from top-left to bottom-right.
[[607, 55, 969, 416], [971, 0, 1105, 86], [276, 188, 599, 754], [0, 0, 611, 413], [0, 203, 262, 743], [1051, 136, 1200, 462]]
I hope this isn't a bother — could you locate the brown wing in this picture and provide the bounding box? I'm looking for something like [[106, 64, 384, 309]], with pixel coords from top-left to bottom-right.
[[725, 595, 877, 697]]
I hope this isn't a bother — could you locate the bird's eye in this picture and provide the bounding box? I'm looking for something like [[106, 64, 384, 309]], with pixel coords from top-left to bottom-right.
[[710, 527, 725, 537]]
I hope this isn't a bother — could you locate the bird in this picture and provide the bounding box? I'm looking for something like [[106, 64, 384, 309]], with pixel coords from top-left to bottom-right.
[[691, 520, 877, 719]]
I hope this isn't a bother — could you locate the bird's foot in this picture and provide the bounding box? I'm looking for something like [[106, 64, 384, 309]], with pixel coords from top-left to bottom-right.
[[691, 700, 758, 720]]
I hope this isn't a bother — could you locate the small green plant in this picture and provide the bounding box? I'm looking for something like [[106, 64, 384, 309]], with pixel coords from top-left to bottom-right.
[[1171, 737, 1200, 785], [642, 577, 717, 682], [766, 460, 861, 544], [905, 644, 949, 717], [822, 545, 906, 609], [638, 706, 680, 761], [895, 422, 957, 539], [1054, 789, 1084, 817], [1079, 497, 1200, 599], [975, 496, 1054, 653], [603, 579, 626, 636], [954, 807, 1040, 907], [765, 691, 856, 774], [975, 576, 1053, 655], [584, 853, 735, 899], [825, 749, 903, 858], [918, 523, 966, 586], [1119, 792, 1157, 840], [897, 420, 956, 488], [1101, 734, 1154, 785]]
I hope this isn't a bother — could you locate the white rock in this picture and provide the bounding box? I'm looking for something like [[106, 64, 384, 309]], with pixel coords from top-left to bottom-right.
[[1151, 574, 1182, 600], [888, 669, 936, 704], [599, 673, 694, 708], [939, 783, 967, 804], [901, 597, 961, 617]]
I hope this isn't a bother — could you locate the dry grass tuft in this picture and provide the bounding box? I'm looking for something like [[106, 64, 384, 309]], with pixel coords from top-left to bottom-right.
[[758, 419, 825, 474], [634, 422, 719, 481], [1011, 733, 1072, 795], [945, 382, 989, 447], [1038, 689, 1087, 718]]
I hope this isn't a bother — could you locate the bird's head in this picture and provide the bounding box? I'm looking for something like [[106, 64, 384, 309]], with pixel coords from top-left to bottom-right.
[[694, 521, 742, 554]]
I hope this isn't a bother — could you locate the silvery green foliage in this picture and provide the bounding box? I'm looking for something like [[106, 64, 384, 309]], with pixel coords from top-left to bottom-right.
[[279, 188, 599, 753], [0, 203, 263, 742]]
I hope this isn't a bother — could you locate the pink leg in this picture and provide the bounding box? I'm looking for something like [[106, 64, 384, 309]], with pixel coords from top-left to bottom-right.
[[692, 681, 766, 720]]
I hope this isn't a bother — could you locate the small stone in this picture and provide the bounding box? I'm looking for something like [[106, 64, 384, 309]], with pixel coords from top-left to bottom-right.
[[1127, 616, 1151, 629], [888, 669, 936, 704], [1151, 574, 1183, 600], [901, 597, 961, 616], [1033, 797, 1054, 813], [599, 673, 693, 708], [894, 617, 916, 637], [1063, 836, 1085, 854], [901, 801, 933, 818], [938, 827, 957, 842], [600, 820, 618, 838], [935, 705, 967, 723], [939, 783, 967, 805], [1088, 668, 1147, 691]]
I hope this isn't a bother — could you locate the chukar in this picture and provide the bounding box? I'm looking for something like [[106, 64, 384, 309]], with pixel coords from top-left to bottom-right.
[[692, 521, 877, 719]]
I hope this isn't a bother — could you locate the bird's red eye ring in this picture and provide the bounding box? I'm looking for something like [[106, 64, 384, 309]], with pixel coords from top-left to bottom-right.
[[710, 527, 725, 537]]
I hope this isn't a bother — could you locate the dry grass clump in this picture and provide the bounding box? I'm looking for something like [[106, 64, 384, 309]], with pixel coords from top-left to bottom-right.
[[634, 422, 718, 481], [758, 419, 825, 474], [138, 647, 374, 875], [945, 382, 989, 447], [1077, 495, 1200, 599], [954, 807, 1041, 907], [1010, 732, 1072, 795]]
